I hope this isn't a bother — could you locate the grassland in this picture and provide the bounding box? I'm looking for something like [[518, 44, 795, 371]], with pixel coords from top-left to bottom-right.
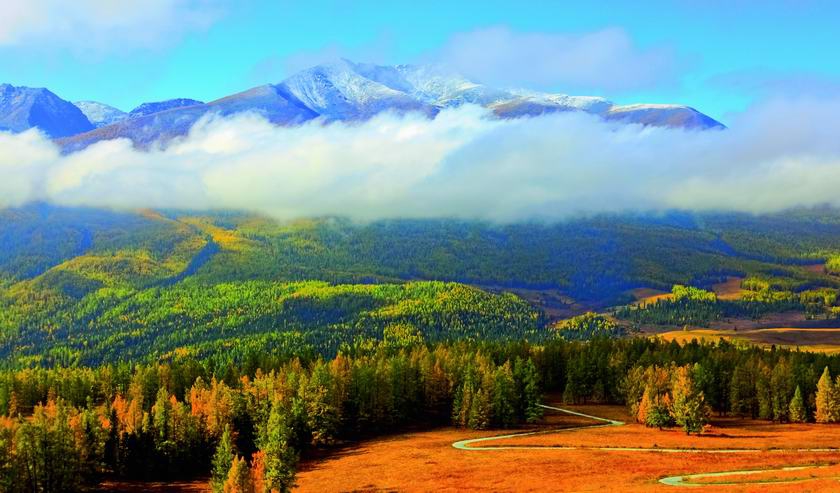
[[654, 327, 840, 354], [294, 402, 840, 492]]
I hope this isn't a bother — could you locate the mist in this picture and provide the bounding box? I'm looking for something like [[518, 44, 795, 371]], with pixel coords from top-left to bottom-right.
[[2, 97, 840, 222]]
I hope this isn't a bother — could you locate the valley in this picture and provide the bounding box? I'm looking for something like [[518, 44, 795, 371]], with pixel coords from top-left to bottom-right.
[[3, 3, 839, 491]]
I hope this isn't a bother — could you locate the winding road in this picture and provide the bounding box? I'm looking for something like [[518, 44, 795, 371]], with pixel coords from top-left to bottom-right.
[[452, 404, 840, 487]]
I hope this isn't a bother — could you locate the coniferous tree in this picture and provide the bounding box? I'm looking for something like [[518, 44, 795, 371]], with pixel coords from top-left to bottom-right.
[[467, 388, 491, 430], [521, 359, 543, 423], [815, 367, 838, 423], [636, 387, 652, 424], [223, 456, 255, 493], [729, 364, 755, 418], [770, 359, 794, 422], [260, 400, 298, 493], [755, 362, 773, 420], [491, 363, 517, 427], [212, 425, 236, 493], [789, 385, 807, 423]]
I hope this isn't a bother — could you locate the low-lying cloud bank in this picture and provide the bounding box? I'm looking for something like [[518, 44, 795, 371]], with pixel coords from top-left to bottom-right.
[[2, 98, 840, 221]]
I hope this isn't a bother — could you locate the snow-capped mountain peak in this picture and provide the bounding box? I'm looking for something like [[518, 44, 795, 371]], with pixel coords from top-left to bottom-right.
[[15, 58, 724, 152], [279, 59, 430, 119], [74, 101, 127, 128]]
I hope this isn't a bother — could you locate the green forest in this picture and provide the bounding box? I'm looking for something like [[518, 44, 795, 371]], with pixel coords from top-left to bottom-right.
[[5, 204, 840, 491]]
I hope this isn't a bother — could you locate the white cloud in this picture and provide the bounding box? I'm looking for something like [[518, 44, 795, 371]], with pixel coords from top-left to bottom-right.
[[3, 98, 840, 221], [0, 0, 222, 52], [430, 26, 679, 93]]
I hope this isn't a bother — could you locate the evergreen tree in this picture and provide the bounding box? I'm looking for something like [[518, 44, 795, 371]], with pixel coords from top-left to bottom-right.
[[223, 456, 255, 493], [491, 363, 517, 427], [755, 362, 773, 420], [729, 364, 755, 418], [636, 387, 652, 424], [212, 425, 236, 493], [789, 385, 807, 423], [521, 359, 543, 423], [467, 388, 490, 430], [260, 400, 298, 493], [815, 367, 838, 423], [770, 358, 794, 422]]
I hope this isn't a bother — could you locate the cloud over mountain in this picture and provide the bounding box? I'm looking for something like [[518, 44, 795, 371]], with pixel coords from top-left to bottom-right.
[[1, 96, 840, 220]]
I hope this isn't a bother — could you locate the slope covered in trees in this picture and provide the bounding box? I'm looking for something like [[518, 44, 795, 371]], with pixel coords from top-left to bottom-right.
[[4, 205, 840, 308], [5, 204, 840, 490], [0, 280, 542, 367]]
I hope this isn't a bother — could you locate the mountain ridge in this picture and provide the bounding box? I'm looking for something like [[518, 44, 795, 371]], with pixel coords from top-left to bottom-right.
[[0, 84, 94, 138], [0, 60, 725, 151]]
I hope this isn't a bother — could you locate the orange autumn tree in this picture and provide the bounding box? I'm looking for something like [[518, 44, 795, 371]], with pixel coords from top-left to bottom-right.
[[223, 456, 255, 493], [815, 367, 840, 423]]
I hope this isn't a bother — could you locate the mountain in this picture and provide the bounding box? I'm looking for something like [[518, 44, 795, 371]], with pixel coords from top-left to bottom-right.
[[60, 86, 317, 152], [74, 100, 127, 127], [281, 59, 435, 120], [0, 84, 93, 138], [53, 59, 724, 151], [128, 98, 204, 118], [605, 104, 725, 130]]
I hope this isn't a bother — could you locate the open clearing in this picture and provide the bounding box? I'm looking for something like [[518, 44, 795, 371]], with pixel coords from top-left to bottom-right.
[[294, 403, 840, 492], [629, 276, 747, 307], [654, 327, 840, 353]]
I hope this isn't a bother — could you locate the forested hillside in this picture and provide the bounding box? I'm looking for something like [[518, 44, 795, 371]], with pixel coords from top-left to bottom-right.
[[3, 205, 840, 302], [5, 204, 840, 491]]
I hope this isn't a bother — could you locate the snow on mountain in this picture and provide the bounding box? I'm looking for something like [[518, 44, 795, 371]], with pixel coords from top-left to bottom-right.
[[606, 104, 725, 130], [278, 59, 433, 120], [0, 84, 93, 138], [74, 101, 127, 128], [60, 85, 317, 153], [52, 59, 724, 151], [128, 98, 204, 118]]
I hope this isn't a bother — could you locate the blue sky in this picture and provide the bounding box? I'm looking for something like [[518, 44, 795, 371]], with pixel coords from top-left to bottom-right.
[[1, 0, 838, 123]]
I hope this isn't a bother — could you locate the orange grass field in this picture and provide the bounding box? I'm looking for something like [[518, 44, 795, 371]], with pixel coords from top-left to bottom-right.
[[656, 327, 840, 354], [294, 404, 840, 492]]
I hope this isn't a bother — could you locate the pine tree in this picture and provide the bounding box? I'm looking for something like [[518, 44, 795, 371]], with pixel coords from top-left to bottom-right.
[[467, 388, 490, 430], [729, 364, 755, 418], [755, 362, 773, 420], [6, 391, 19, 418], [260, 400, 298, 493], [212, 425, 236, 493], [636, 387, 652, 424], [521, 359, 543, 423], [223, 456, 255, 493], [452, 379, 473, 427], [151, 387, 171, 445], [815, 367, 838, 423], [789, 385, 807, 423], [770, 358, 793, 422], [491, 363, 516, 428]]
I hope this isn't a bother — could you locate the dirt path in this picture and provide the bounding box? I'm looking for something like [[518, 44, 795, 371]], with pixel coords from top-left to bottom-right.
[[453, 404, 840, 487]]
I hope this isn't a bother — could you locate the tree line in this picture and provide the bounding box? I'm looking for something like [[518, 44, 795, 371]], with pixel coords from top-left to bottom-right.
[[0, 342, 543, 492], [3, 335, 840, 491]]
